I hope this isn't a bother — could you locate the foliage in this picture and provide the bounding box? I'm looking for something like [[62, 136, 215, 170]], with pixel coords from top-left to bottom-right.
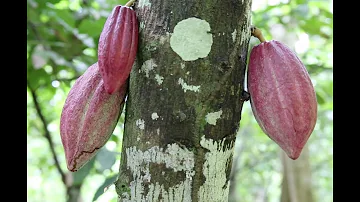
[[27, 0, 333, 201]]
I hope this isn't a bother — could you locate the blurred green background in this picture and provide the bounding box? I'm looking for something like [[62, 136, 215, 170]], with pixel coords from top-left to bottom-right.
[[27, 0, 333, 201]]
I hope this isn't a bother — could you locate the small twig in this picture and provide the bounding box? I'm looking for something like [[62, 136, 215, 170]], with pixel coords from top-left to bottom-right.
[[125, 0, 136, 7], [27, 80, 67, 184], [250, 26, 266, 43]]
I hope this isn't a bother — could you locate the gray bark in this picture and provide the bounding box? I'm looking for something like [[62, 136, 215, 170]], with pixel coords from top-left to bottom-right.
[[66, 185, 83, 202], [116, 0, 253, 201]]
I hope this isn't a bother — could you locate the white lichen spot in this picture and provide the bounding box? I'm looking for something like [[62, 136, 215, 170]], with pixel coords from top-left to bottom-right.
[[159, 32, 171, 44], [178, 78, 200, 92], [239, 3, 252, 46], [137, 137, 141, 141], [181, 63, 185, 69], [170, 17, 213, 61], [186, 71, 190, 75], [136, 119, 145, 130], [138, 0, 151, 9], [232, 29, 237, 42], [123, 144, 195, 201], [198, 136, 234, 202], [151, 112, 159, 120], [140, 22, 145, 30], [156, 128, 160, 135], [205, 110, 223, 125], [140, 59, 157, 78], [122, 192, 130, 201], [154, 74, 164, 85]]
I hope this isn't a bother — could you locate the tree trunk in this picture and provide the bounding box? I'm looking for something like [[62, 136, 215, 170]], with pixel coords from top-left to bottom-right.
[[66, 185, 82, 202], [115, 0, 253, 201], [280, 145, 314, 202]]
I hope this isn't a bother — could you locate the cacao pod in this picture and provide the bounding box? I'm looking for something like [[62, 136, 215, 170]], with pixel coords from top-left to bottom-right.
[[247, 39, 317, 160], [98, 4, 138, 94], [60, 62, 127, 172]]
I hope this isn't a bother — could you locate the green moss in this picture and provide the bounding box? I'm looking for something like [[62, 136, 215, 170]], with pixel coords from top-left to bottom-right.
[[117, 183, 131, 195]]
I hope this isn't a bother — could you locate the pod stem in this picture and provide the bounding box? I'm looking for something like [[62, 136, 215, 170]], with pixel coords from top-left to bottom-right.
[[251, 26, 266, 43], [125, 0, 136, 7]]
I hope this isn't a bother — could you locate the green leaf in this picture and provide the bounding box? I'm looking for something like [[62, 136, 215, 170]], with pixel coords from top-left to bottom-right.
[[27, 67, 52, 90], [92, 175, 118, 202], [72, 157, 95, 186], [28, 0, 61, 10], [293, 4, 309, 17], [316, 92, 325, 105], [27, 6, 41, 23], [78, 18, 106, 38], [96, 147, 117, 172], [296, 0, 308, 4], [299, 17, 329, 36], [110, 135, 119, 143], [46, 0, 61, 4], [119, 0, 129, 5], [51, 9, 76, 28]]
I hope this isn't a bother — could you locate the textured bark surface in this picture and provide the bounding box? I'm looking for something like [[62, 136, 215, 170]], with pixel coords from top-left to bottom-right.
[[66, 185, 82, 202], [115, 0, 252, 201], [280, 145, 314, 202]]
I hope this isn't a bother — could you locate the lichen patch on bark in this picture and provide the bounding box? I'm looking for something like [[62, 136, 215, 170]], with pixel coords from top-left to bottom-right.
[[151, 113, 159, 120], [198, 136, 234, 202], [239, 2, 252, 46], [121, 144, 195, 201], [205, 110, 223, 125], [139, 59, 157, 78], [140, 22, 145, 30], [136, 119, 145, 130], [178, 78, 200, 92], [154, 74, 164, 85], [232, 29, 237, 42], [180, 63, 185, 69], [170, 17, 213, 61], [138, 0, 152, 9], [159, 32, 171, 44]]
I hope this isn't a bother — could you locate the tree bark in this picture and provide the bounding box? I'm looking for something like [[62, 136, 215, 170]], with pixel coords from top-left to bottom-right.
[[115, 0, 253, 201], [66, 185, 83, 202], [280, 145, 314, 202]]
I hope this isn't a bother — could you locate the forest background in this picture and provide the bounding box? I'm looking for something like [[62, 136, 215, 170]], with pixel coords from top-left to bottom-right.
[[27, 0, 333, 201]]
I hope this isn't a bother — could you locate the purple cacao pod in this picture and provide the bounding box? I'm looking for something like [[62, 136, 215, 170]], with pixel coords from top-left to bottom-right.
[[247, 40, 317, 160], [60, 62, 127, 172], [98, 4, 138, 94]]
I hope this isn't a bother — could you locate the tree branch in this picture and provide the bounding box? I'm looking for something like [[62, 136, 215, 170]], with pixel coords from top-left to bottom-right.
[[27, 80, 67, 184]]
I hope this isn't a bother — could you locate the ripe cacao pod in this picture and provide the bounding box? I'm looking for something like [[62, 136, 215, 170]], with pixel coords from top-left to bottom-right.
[[60, 62, 127, 172], [247, 39, 317, 160], [98, 4, 138, 94]]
